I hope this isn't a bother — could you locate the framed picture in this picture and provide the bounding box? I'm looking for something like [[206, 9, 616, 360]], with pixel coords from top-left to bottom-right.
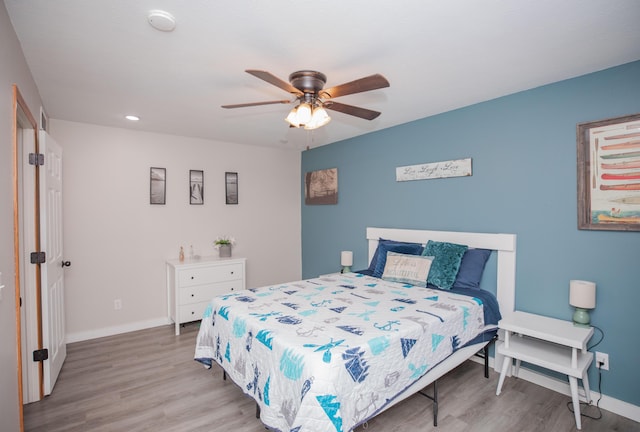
[[150, 167, 166, 205], [577, 112, 640, 231], [190, 170, 204, 205], [304, 168, 338, 205], [225, 172, 238, 205]]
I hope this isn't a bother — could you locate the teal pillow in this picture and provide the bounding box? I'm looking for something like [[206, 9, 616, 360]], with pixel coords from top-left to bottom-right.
[[422, 240, 468, 289]]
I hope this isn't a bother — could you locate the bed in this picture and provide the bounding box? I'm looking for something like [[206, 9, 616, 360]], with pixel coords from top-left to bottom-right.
[[194, 227, 517, 431]]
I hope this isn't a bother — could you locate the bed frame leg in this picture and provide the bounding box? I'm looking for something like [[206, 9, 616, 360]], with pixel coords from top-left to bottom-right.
[[418, 379, 438, 427], [223, 370, 227, 381], [256, 403, 261, 419], [477, 335, 498, 379], [484, 343, 490, 378], [433, 380, 438, 426]]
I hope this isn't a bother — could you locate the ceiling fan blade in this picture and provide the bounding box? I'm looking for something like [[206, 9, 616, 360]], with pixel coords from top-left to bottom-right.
[[319, 74, 389, 99], [324, 101, 381, 120], [221, 100, 291, 109], [245, 70, 303, 96]]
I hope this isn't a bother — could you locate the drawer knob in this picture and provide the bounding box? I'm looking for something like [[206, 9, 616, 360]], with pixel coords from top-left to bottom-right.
[[230, 271, 234, 275], [191, 294, 194, 297], [191, 276, 194, 279]]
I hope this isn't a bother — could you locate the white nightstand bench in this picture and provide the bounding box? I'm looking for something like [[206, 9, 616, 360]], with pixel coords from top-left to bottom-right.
[[495, 311, 594, 430]]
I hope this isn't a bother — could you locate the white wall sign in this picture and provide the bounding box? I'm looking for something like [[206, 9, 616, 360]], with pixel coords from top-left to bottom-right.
[[396, 158, 472, 182]]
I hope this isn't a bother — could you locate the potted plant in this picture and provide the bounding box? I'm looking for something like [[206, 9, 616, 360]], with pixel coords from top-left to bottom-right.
[[214, 236, 235, 258]]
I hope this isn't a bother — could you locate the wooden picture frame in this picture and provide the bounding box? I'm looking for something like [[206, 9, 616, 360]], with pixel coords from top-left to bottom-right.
[[577, 113, 640, 231], [150, 167, 166, 205], [190, 170, 204, 205], [225, 172, 238, 205], [304, 168, 338, 205]]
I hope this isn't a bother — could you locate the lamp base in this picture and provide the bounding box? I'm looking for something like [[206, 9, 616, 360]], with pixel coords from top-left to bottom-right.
[[341, 266, 351, 274], [572, 307, 591, 327]]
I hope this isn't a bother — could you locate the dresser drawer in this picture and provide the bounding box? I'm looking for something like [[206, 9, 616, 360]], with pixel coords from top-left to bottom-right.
[[168, 256, 245, 335], [178, 263, 243, 287], [178, 301, 210, 324], [179, 280, 239, 304]]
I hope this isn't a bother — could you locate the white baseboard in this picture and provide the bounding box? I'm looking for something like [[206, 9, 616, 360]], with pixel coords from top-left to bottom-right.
[[66, 317, 172, 343], [471, 356, 640, 423]]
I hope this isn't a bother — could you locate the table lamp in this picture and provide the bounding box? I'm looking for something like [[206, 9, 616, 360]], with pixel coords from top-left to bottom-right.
[[569, 280, 596, 327], [341, 251, 353, 273]]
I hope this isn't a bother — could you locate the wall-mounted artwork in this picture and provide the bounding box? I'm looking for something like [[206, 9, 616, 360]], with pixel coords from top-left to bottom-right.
[[396, 158, 472, 182], [225, 172, 238, 205], [577, 112, 640, 231], [150, 167, 166, 205], [190, 170, 204, 205], [305, 168, 338, 205]]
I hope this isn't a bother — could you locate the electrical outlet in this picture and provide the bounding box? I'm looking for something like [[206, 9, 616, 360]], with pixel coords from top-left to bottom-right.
[[595, 351, 609, 370], [114, 299, 122, 310]]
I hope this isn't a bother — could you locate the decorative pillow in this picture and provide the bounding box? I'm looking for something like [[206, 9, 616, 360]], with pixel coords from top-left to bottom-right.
[[453, 248, 492, 289], [381, 252, 434, 287], [368, 238, 423, 273], [422, 240, 468, 289], [372, 241, 424, 278]]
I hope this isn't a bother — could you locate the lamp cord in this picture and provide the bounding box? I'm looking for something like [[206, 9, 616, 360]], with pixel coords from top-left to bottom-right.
[[588, 325, 604, 351], [567, 364, 603, 420], [566, 325, 605, 421]]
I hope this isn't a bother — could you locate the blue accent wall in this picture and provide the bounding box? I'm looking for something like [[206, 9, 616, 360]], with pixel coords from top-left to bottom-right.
[[301, 61, 640, 406]]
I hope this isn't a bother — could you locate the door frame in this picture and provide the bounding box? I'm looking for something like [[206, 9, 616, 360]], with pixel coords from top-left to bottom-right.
[[13, 85, 41, 431]]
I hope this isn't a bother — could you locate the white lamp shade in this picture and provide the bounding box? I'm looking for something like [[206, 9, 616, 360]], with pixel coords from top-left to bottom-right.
[[296, 103, 312, 124], [285, 107, 300, 127], [569, 280, 596, 309], [341, 251, 353, 266], [305, 106, 331, 130]]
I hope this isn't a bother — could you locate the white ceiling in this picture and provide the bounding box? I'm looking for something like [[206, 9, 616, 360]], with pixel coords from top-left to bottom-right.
[[5, 0, 640, 151]]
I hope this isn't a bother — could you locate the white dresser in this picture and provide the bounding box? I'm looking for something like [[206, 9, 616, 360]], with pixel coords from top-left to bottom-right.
[[166, 256, 246, 335]]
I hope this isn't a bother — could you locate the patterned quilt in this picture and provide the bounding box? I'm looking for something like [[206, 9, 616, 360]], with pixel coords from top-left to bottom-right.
[[194, 272, 495, 432]]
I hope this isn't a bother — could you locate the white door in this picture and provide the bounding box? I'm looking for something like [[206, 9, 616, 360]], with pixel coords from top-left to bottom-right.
[[39, 131, 66, 395]]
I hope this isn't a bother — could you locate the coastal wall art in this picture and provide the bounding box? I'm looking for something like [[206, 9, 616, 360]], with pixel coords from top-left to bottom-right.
[[577, 112, 640, 231], [396, 158, 472, 182]]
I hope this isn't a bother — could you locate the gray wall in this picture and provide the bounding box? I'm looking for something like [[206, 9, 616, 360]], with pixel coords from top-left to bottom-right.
[[301, 60, 640, 407], [0, 2, 44, 429], [51, 119, 301, 341]]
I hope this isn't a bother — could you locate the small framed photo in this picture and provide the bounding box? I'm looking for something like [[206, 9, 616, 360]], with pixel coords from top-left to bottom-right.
[[150, 167, 166, 205], [190, 170, 204, 205], [225, 172, 238, 205]]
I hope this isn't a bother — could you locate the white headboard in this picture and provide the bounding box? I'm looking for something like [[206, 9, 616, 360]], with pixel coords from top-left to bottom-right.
[[366, 227, 517, 315]]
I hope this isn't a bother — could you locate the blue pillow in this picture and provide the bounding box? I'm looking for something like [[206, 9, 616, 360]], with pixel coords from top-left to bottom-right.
[[422, 240, 468, 290], [453, 248, 492, 289], [371, 241, 424, 278], [368, 237, 422, 276]]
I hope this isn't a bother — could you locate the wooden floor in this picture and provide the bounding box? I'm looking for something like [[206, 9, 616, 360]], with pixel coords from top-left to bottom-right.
[[24, 323, 639, 432]]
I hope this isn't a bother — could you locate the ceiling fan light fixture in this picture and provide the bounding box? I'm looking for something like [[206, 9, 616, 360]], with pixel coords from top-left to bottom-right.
[[296, 102, 312, 125], [225, 69, 389, 129], [285, 106, 301, 127], [305, 106, 331, 130]]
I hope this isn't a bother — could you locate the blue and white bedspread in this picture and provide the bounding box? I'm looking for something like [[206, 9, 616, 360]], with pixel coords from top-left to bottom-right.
[[194, 272, 495, 432]]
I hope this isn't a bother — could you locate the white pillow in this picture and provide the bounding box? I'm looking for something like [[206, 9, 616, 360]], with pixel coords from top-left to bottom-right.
[[381, 252, 434, 287]]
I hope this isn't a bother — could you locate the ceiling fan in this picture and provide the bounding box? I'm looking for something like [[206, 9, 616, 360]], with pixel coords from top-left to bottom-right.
[[222, 70, 390, 130]]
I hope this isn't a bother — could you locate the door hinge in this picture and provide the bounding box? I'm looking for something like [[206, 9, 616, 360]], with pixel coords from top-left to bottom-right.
[[28, 153, 45, 166], [33, 348, 49, 362], [30, 251, 46, 264]]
